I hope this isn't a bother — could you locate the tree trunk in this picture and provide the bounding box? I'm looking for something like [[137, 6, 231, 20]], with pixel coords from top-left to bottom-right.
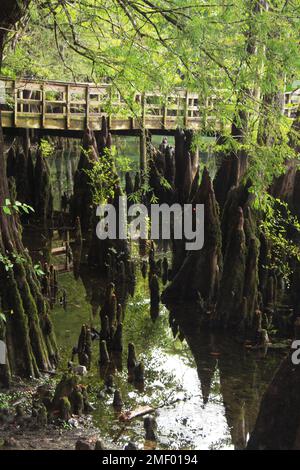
[[0, 0, 57, 388], [247, 349, 300, 450]]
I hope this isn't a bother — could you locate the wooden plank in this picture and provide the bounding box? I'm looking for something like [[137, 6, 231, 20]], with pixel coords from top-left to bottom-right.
[[51, 246, 66, 256], [1, 75, 296, 133], [18, 81, 42, 91], [184, 89, 189, 127], [141, 92, 145, 128], [13, 80, 17, 127], [66, 84, 70, 129], [41, 84, 45, 128], [44, 99, 67, 105], [119, 405, 154, 422], [20, 89, 24, 114], [85, 85, 90, 128], [53, 264, 73, 273], [17, 98, 42, 105]]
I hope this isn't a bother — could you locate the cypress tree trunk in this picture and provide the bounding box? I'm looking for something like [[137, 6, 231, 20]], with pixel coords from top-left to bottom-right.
[[161, 105, 299, 338], [247, 349, 300, 450], [0, 0, 57, 388]]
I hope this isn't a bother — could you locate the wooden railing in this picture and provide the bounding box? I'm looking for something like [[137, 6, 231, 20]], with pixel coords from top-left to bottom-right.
[[0, 77, 298, 133]]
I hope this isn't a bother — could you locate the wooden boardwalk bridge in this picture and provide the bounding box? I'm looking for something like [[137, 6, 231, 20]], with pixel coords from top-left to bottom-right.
[[0, 77, 299, 136]]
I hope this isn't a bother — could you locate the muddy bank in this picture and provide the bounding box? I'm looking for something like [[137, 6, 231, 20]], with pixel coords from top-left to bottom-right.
[[0, 377, 110, 451]]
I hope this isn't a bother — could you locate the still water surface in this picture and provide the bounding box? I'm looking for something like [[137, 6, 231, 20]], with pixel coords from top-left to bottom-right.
[[23, 141, 285, 450], [51, 266, 283, 450]]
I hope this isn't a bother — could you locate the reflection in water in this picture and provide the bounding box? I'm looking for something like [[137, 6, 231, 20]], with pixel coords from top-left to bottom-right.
[[22, 144, 285, 450], [169, 305, 285, 449], [24, 223, 283, 449], [51, 143, 79, 210]]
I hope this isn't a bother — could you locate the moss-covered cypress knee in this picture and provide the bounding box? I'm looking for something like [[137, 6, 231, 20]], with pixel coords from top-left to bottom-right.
[[111, 323, 123, 352], [112, 389, 123, 410], [100, 315, 110, 344], [141, 260, 148, 279], [77, 324, 92, 368], [127, 342, 137, 371], [150, 274, 160, 311], [99, 340, 110, 366], [117, 304, 123, 324], [59, 396, 72, 421], [134, 361, 145, 384], [144, 415, 157, 441], [162, 257, 168, 285], [74, 216, 83, 245], [71, 387, 84, 416]]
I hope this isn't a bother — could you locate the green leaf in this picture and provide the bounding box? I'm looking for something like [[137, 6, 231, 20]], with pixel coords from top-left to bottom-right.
[[0, 312, 6, 323], [3, 206, 11, 215]]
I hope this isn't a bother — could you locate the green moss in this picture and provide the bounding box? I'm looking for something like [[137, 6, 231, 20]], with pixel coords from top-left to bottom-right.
[[3, 271, 35, 378], [70, 389, 84, 415], [59, 396, 71, 421], [14, 262, 50, 371]]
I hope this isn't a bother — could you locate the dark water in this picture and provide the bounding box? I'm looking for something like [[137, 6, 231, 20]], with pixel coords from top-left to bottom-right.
[[49, 260, 283, 450], [23, 142, 285, 450]]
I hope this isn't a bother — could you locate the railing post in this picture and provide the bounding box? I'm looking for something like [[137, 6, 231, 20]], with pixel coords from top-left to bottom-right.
[[202, 97, 208, 130], [66, 84, 70, 129], [85, 85, 90, 129], [139, 128, 147, 175], [141, 92, 145, 128], [139, 92, 147, 175], [41, 84, 45, 129], [20, 89, 24, 114], [13, 80, 17, 127], [162, 96, 167, 129], [184, 90, 189, 128]]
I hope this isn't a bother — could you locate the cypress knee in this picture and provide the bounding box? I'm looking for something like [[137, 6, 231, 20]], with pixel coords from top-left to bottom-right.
[[134, 361, 145, 384], [99, 340, 110, 366], [117, 304, 123, 324], [144, 415, 157, 441], [113, 389, 123, 410], [127, 342, 137, 371], [150, 274, 160, 313], [162, 257, 168, 285], [111, 323, 123, 352]]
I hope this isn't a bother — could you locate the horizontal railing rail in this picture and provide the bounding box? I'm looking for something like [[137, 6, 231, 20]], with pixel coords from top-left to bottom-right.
[[0, 77, 298, 133]]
